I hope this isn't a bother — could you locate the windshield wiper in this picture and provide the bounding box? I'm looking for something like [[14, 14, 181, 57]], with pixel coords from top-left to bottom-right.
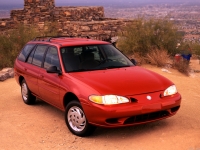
[[68, 65, 131, 72], [99, 65, 131, 70], [99, 59, 113, 65], [68, 68, 99, 73]]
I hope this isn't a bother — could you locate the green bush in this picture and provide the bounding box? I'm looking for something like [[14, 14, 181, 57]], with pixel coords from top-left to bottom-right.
[[190, 43, 200, 57], [0, 24, 39, 69], [117, 18, 183, 56], [116, 18, 194, 75], [0, 23, 60, 69]]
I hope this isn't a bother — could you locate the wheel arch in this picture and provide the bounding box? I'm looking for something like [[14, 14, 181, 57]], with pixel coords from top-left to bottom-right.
[[63, 92, 79, 108], [19, 76, 25, 85]]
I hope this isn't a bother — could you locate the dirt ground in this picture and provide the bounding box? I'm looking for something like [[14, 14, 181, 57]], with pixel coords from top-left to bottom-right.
[[0, 60, 200, 150]]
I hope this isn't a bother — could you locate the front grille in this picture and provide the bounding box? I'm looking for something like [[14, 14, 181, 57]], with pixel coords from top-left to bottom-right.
[[124, 110, 169, 124]]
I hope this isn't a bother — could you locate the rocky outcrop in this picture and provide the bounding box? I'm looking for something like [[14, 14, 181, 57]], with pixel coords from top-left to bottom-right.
[[0, 0, 130, 39], [0, 68, 14, 81], [0, 0, 130, 82]]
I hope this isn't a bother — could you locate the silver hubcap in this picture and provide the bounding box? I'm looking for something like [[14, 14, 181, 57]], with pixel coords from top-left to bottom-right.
[[68, 106, 86, 132], [22, 83, 28, 101]]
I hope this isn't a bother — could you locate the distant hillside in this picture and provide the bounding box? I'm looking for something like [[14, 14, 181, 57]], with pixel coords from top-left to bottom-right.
[[0, 4, 23, 10], [1, 0, 200, 10], [57, 0, 200, 8], [56, 0, 200, 5]]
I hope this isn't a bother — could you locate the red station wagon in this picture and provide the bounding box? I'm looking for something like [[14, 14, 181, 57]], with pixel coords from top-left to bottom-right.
[[14, 36, 181, 136]]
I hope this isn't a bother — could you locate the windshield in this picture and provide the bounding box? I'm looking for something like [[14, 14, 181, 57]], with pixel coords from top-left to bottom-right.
[[60, 44, 134, 72]]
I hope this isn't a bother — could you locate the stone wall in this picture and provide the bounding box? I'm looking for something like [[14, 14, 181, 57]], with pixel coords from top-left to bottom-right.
[[53, 7, 104, 22], [0, 0, 130, 39], [0, 18, 15, 31], [56, 19, 129, 39]]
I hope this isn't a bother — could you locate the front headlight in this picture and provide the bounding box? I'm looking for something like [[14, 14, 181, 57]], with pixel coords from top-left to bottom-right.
[[89, 95, 130, 105], [163, 85, 177, 97]]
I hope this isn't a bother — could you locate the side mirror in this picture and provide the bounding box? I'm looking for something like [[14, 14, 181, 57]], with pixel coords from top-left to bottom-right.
[[131, 59, 137, 66], [46, 66, 62, 75]]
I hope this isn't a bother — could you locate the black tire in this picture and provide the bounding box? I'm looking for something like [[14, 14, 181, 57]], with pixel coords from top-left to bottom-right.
[[65, 101, 96, 137], [21, 79, 36, 105]]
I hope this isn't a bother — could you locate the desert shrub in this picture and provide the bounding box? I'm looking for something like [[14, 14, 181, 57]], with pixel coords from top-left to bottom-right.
[[117, 18, 183, 56], [146, 49, 171, 67], [189, 43, 200, 57], [0, 22, 60, 69], [0, 24, 39, 69], [173, 60, 190, 76], [128, 53, 147, 66]]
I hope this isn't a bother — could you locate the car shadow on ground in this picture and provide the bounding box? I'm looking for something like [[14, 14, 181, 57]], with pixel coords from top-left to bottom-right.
[[32, 98, 65, 117]]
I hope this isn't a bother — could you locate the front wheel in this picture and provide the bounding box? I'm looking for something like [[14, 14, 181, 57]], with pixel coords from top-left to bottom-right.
[[65, 101, 96, 137], [21, 79, 36, 105]]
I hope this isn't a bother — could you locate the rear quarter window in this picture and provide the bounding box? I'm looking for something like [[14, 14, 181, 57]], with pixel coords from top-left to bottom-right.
[[18, 44, 35, 62]]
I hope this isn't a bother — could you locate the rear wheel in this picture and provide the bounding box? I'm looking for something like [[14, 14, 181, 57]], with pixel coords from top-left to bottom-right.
[[21, 79, 36, 105], [65, 101, 96, 137]]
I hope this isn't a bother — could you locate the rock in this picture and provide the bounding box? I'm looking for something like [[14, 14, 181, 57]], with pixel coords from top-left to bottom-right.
[[0, 68, 14, 81], [64, 11, 72, 17], [194, 70, 200, 73], [161, 68, 172, 73], [0, 72, 9, 81], [81, 26, 91, 31]]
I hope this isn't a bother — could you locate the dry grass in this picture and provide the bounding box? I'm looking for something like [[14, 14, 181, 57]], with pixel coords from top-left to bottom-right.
[[146, 49, 171, 67], [128, 53, 147, 66], [129, 49, 192, 76]]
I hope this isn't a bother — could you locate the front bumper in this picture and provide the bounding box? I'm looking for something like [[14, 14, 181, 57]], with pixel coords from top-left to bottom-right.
[[81, 92, 181, 128]]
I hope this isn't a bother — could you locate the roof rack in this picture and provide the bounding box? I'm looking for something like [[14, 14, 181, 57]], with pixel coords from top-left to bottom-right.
[[33, 36, 90, 42]]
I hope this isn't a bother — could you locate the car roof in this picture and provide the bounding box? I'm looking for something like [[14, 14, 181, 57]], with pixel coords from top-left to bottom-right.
[[27, 37, 110, 47]]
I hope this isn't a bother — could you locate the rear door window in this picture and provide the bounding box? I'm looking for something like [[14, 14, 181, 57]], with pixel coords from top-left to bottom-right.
[[27, 48, 35, 64], [18, 44, 35, 62], [29, 45, 48, 67]]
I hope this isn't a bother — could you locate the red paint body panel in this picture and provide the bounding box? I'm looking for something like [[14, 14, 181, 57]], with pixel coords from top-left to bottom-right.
[[14, 60, 40, 96], [69, 66, 173, 95], [38, 68, 62, 109]]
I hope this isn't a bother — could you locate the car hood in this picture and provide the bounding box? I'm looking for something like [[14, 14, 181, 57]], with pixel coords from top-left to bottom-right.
[[69, 66, 173, 96]]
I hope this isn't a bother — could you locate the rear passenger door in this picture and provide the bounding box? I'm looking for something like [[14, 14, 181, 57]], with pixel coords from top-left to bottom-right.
[[38, 46, 62, 109], [24, 44, 48, 96]]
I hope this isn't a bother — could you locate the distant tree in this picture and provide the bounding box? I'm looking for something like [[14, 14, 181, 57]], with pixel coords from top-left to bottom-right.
[[117, 18, 183, 56]]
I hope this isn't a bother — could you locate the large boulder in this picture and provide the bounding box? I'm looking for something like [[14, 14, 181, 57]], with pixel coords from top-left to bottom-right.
[[0, 68, 14, 81]]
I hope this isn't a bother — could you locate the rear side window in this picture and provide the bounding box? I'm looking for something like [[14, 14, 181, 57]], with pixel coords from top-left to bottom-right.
[[31, 45, 47, 67], [18, 44, 35, 62]]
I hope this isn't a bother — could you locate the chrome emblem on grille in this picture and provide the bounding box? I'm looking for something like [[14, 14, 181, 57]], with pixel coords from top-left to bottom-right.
[[147, 96, 152, 100]]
